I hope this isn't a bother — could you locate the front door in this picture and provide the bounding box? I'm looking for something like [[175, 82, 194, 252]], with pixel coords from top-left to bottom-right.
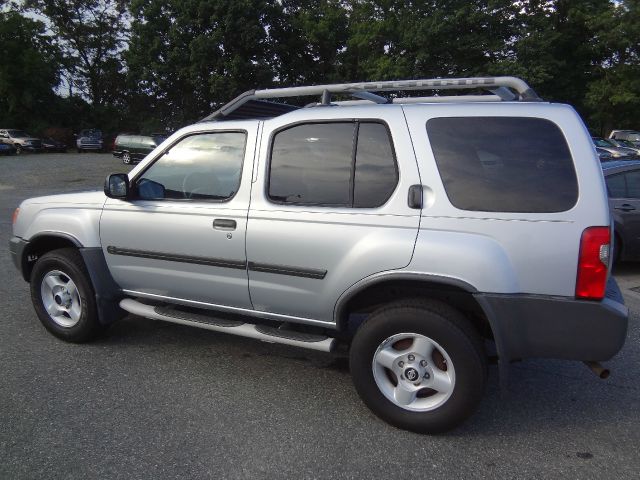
[[100, 126, 256, 309]]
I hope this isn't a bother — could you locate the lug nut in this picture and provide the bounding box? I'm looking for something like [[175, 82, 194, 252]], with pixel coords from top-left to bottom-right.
[[408, 354, 415, 362], [424, 372, 430, 379], [420, 360, 428, 367], [398, 361, 405, 368]]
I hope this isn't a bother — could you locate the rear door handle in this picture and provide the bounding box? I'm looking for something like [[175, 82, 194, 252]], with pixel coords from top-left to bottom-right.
[[615, 204, 636, 212], [213, 219, 237, 230]]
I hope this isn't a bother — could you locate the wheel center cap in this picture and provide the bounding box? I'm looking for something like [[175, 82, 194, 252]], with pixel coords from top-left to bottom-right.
[[55, 291, 72, 308], [404, 367, 420, 382]]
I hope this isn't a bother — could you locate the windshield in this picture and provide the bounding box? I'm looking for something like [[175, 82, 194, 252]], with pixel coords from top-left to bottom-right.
[[593, 138, 614, 147], [80, 129, 102, 139], [7, 130, 29, 138]]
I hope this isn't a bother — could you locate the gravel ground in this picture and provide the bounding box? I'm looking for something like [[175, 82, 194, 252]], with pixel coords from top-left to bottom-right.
[[1, 153, 639, 479]]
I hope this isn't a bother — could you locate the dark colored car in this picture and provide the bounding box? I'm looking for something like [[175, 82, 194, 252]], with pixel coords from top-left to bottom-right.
[[602, 160, 640, 262], [593, 137, 639, 159], [596, 147, 613, 161], [113, 133, 167, 165], [608, 138, 640, 155], [42, 137, 67, 153], [0, 142, 17, 155]]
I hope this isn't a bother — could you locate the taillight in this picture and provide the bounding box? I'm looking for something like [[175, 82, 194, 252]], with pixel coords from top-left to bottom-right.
[[12, 207, 19, 225], [576, 226, 610, 300]]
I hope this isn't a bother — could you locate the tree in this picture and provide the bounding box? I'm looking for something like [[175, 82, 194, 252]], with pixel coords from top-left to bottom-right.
[[25, 0, 129, 108], [0, 10, 60, 130], [126, 0, 280, 129], [585, 0, 640, 134]]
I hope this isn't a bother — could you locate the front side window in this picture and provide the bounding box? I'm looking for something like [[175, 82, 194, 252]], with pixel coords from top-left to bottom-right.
[[269, 121, 398, 207], [136, 131, 246, 201], [427, 117, 578, 213]]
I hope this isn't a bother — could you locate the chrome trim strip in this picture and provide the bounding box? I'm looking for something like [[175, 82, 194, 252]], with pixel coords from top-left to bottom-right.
[[107, 246, 246, 270], [121, 289, 337, 329]]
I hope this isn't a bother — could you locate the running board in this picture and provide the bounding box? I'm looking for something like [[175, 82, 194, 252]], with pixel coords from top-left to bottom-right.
[[119, 298, 336, 352]]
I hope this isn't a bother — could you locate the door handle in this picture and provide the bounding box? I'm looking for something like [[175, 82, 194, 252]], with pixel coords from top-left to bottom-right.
[[615, 204, 636, 212], [408, 184, 423, 209], [213, 219, 237, 230]]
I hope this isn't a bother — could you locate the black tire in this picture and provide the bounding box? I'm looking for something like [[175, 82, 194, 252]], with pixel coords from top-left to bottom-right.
[[30, 248, 105, 343], [349, 299, 487, 434], [122, 151, 131, 165], [15, 144, 22, 155]]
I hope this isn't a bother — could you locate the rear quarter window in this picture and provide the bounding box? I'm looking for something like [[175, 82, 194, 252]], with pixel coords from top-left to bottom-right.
[[427, 117, 578, 213]]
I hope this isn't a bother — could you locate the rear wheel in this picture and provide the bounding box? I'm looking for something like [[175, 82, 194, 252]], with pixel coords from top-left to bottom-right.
[[350, 299, 487, 433], [15, 144, 22, 155], [30, 248, 105, 342], [122, 151, 131, 165]]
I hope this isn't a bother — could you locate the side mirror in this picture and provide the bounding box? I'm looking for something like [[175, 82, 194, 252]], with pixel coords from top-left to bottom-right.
[[104, 173, 130, 199]]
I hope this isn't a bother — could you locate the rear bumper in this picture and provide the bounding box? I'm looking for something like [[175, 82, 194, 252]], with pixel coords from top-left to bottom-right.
[[476, 278, 628, 362]]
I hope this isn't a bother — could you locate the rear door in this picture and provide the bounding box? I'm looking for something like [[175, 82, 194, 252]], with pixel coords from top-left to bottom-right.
[[246, 107, 421, 324]]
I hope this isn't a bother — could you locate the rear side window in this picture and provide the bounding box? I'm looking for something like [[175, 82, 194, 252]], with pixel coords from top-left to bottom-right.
[[427, 117, 578, 213], [269, 121, 397, 207]]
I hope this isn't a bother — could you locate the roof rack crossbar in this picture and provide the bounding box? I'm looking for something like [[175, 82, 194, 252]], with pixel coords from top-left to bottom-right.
[[201, 76, 540, 122]]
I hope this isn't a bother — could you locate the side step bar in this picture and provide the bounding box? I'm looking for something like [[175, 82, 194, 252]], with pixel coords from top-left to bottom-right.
[[119, 298, 336, 352]]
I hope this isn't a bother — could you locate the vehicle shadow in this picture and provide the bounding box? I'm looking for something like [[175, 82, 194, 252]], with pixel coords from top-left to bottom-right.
[[92, 314, 639, 439]]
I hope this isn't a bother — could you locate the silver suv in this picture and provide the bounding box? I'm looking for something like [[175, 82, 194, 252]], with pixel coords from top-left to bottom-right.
[[9, 77, 628, 433]]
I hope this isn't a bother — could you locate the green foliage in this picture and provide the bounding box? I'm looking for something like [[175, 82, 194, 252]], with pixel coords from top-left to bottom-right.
[[25, 0, 129, 107], [0, 10, 60, 131], [3, 0, 640, 135]]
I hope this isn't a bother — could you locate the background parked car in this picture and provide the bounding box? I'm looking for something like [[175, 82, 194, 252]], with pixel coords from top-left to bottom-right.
[[596, 147, 613, 161], [602, 160, 640, 262], [608, 138, 640, 155], [113, 133, 167, 164], [0, 129, 43, 154], [41, 137, 67, 153], [593, 137, 639, 159], [76, 128, 104, 152], [0, 142, 17, 156], [609, 130, 640, 146]]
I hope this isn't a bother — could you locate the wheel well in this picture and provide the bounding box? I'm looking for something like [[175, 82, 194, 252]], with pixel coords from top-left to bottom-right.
[[21, 235, 81, 282], [337, 280, 494, 343]]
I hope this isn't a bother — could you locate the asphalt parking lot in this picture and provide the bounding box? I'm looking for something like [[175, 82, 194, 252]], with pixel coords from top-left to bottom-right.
[[1, 152, 639, 479]]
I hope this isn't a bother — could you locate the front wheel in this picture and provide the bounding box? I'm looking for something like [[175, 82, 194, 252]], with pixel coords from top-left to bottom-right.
[[15, 144, 22, 155], [30, 248, 105, 342], [350, 299, 487, 433], [122, 151, 131, 164]]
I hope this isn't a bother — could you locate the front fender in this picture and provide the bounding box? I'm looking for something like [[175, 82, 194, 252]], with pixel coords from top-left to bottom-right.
[[22, 207, 102, 247]]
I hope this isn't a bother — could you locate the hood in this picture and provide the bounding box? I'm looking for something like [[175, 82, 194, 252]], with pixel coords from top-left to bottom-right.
[[21, 190, 107, 206]]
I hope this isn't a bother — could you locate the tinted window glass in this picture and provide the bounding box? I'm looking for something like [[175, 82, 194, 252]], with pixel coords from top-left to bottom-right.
[[625, 171, 640, 198], [427, 117, 578, 213], [606, 174, 626, 198], [269, 123, 354, 205], [354, 123, 398, 207], [136, 132, 246, 201]]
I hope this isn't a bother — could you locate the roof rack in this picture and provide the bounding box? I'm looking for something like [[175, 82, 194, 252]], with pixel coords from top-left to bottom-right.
[[200, 76, 540, 122]]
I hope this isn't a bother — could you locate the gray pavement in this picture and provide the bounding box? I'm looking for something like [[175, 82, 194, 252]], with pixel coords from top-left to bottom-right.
[[1, 153, 639, 479]]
